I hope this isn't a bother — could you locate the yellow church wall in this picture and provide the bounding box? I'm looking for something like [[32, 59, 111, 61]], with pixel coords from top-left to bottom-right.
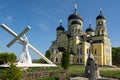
[[82, 42, 90, 63], [57, 34, 68, 50], [92, 43, 104, 65], [103, 43, 112, 65], [69, 38, 81, 54], [73, 39, 80, 54]]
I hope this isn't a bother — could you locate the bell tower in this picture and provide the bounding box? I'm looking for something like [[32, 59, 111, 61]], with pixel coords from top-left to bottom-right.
[[68, 4, 83, 36], [95, 9, 107, 36]]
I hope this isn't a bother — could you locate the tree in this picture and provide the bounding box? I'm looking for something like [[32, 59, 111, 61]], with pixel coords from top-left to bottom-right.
[[39, 50, 51, 63], [45, 50, 51, 59], [0, 52, 9, 64], [61, 51, 70, 69], [0, 52, 17, 64], [9, 53, 17, 64], [112, 47, 120, 66], [3, 63, 23, 80]]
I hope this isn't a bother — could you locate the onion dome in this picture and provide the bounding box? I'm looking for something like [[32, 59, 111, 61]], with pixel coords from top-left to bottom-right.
[[68, 13, 83, 21], [86, 24, 94, 32], [56, 20, 65, 31], [71, 20, 81, 25], [96, 9, 106, 20], [68, 4, 83, 21]]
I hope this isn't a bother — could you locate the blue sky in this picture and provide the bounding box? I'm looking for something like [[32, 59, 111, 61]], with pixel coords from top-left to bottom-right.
[[0, 0, 120, 59]]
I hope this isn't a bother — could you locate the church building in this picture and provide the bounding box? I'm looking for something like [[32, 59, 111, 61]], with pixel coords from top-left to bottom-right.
[[49, 6, 112, 66]]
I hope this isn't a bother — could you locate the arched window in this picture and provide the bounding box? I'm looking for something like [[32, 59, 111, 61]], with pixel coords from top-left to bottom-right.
[[98, 30, 100, 36], [77, 48, 79, 54], [56, 58, 58, 62], [80, 58, 82, 62], [102, 29, 104, 35], [87, 48, 89, 54], [70, 47, 73, 53], [95, 49, 97, 55]]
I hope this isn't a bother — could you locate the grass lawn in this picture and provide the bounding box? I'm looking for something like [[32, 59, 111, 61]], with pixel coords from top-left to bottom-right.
[[100, 71, 120, 78], [26, 65, 120, 80], [1, 65, 120, 80]]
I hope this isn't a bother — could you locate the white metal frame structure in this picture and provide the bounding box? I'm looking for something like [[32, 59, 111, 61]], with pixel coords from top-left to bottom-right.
[[0, 24, 56, 67]]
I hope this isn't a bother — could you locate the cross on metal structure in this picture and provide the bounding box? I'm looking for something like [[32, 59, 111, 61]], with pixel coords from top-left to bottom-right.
[[0, 24, 56, 67]]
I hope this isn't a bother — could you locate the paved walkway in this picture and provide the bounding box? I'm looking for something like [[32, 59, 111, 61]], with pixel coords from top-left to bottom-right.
[[70, 77, 118, 80], [99, 67, 120, 71]]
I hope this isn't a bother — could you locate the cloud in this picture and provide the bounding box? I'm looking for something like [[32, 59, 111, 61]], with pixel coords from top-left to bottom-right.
[[4, 16, 13, 23]]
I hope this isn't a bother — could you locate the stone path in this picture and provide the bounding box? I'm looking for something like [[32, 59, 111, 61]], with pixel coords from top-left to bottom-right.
[[99, 67, 120, 71], [70, 77, 88, 80], [70, 77, 118, 80]]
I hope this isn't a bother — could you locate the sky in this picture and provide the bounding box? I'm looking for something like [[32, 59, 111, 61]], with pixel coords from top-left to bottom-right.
[[0, 0, 120, 59]]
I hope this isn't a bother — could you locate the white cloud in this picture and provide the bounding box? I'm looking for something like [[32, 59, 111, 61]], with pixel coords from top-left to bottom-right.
[[4, 16, 13, 23]]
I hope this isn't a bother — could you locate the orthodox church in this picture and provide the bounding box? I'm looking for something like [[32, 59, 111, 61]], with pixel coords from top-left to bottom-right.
[[49, 6, 112, 66]]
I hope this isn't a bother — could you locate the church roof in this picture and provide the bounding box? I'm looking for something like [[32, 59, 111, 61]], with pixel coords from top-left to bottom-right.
[[71, 20, 81, 25], [68, 12, 83, 21], [86, 24, 94, 32], [96, 10, 106, 20], [68, 6, 83, 21], [56, 22, 65, 31]]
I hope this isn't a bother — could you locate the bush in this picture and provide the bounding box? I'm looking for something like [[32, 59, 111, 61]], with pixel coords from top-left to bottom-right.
[[61, 51, 70, 70], [3, 63, 23, 80]]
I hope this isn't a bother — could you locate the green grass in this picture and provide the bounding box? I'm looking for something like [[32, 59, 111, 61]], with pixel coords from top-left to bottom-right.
[[35, 76, 59, 80], [68, 65, 84, 77], [27, 65, 120, 79], [1, 65, 120, 79], [100, 71, 120, 78]]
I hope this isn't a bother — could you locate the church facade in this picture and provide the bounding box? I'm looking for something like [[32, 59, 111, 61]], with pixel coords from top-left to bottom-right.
[[49, 7, 112, 66]]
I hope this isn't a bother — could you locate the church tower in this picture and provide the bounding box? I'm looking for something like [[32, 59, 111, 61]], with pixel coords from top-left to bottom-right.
[[56, 20, 65, 39], [92, 9, 112, 66], [95, 9, 107, 36], [68, 4, 83, 36]]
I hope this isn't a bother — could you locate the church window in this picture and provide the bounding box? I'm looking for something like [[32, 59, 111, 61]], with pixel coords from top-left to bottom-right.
[[87, 48, 89, 54], [98, 31, 100, 36], [75, 29, 77, 32], [80, 58, 82, 62], [80, 48, 82, 54], [100, 30, 102, 35], [77, 48, 79, 54], [101, 22, 103, 25], [95, 49, 97, 55], [56, 58, 58, 62], [98, 22, 100, 25], [70, 47, 73, 53], [77, 58, 79, 63], [102, 29, 104, 35], [51, 48, 54, 52]]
